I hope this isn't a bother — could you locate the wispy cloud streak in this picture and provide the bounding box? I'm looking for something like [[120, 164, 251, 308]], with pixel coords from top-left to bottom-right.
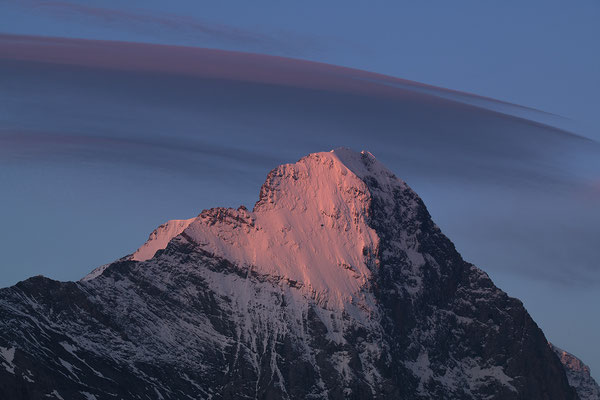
[[7, 0, 320, 55]]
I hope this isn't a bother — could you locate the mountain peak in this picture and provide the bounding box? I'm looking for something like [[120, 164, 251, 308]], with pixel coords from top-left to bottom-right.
[[127, 149, 410, 309], [329, 147, 385, 178], [183, 149, 391, 308], [253, 148, 396, 212], [1, 149, 585, 399]]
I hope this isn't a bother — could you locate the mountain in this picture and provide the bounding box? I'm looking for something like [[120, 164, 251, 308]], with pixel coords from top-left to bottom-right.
[[0, 149, 594, 399], [550, 344, 600, 400]]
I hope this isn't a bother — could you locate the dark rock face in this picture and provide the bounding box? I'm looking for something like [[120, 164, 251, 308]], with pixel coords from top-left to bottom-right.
[[0, 151, 584, 399], [362, 168, 578, 399]]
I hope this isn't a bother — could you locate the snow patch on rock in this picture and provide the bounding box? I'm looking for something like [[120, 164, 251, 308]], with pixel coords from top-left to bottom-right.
[[81, 264, 110, 282], [46, 390, 65, 399], [0, 346, 15, 374]]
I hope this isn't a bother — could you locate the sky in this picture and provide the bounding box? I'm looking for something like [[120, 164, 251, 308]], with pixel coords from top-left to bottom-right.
[[1, 0, 599, 379]]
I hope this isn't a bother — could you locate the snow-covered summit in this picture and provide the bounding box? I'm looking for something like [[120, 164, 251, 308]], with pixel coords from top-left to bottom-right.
[[130, 149, 408, 308], [328, 148, 396, 182]]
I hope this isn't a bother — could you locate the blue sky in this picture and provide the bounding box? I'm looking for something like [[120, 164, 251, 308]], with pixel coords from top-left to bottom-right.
[[1, 0, 599, 378]]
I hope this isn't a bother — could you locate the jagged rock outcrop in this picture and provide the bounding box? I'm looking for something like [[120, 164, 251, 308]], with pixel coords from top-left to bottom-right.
[[0, 149, 587, 399]]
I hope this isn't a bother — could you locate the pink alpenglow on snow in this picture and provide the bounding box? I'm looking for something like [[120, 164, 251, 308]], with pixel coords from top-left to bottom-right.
[[131, 219, 195, 261], [129, 149, 413, 308]]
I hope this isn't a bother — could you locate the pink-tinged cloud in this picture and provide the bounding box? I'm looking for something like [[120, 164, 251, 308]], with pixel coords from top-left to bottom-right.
[[0, 33, 559, 123], [2, 32, 596, 189]]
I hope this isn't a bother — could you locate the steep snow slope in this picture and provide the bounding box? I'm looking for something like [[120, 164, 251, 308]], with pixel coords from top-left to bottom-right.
[[131, 218, 195, 261], [0, 149, 585, 400]]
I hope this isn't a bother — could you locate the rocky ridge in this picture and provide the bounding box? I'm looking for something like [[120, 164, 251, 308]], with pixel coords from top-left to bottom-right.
[[0, 149, 594, 399]]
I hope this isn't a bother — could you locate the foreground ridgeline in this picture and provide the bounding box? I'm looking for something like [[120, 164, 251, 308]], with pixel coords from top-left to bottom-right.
[[0, 149, 595, 399]]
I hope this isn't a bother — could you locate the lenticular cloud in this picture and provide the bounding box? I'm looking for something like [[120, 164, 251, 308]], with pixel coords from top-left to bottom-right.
[[0, 33, 595, 186]]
